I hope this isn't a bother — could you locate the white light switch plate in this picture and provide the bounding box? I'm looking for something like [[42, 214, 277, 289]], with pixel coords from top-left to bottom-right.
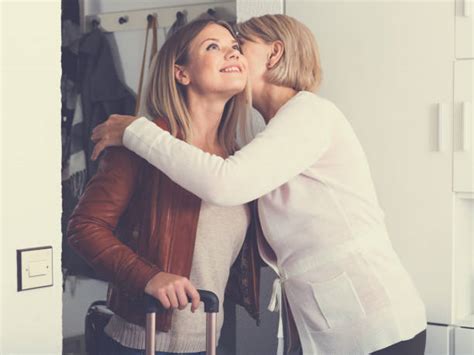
[[17, 246, 53, 291]]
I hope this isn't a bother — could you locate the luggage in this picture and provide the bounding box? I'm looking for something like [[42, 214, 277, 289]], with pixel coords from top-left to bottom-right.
[[84, 300, 114, 355], [144, 289, 219, 355]]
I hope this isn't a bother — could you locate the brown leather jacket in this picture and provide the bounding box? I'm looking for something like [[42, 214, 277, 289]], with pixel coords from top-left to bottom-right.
[[67, 119, 261, 331]]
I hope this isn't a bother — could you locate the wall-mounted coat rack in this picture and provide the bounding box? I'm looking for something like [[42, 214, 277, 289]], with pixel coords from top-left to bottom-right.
[[86, 1, 235, 33]]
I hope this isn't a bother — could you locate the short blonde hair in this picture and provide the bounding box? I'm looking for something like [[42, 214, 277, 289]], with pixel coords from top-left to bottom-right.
[[236, 14, 322, 92]]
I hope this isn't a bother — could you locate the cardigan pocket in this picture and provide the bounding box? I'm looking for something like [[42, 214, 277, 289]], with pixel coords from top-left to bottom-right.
[[311, 272, 366, 329]]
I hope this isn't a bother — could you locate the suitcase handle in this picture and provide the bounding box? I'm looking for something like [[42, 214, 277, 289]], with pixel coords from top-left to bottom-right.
[[145, 289, 219, 313]]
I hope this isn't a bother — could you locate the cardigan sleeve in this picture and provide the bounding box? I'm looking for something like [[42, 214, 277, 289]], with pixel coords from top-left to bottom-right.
[[123, 93, 335, 206]]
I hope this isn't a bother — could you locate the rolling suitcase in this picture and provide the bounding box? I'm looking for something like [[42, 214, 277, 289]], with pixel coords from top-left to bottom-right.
[[144, 290, 219, 355]]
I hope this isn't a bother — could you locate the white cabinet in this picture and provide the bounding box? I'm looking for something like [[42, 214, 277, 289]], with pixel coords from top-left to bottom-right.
[[425, 324, 474, 355], [426, 324, 453, 355], [454, 60, 474, 193], [456, 0, 474, 59], [455, 327, 474, 355], [286, 0, 455, 324]]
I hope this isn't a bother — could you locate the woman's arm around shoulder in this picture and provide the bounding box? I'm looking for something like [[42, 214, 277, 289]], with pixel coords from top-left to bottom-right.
[[123, 93, 337, 206]]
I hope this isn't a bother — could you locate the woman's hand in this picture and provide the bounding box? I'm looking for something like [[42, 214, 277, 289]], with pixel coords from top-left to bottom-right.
[[144, 272, 201, 313], [91, 114, 138, 161]]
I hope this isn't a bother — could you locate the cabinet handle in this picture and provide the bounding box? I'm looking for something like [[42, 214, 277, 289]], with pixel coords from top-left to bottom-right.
[[464, 0, 471, 17], [438, 103, 447, 152], [461, 102, 471, 151]]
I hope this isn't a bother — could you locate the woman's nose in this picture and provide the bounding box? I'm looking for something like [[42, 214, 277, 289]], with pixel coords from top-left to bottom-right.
[[225, 47, 240, 60]]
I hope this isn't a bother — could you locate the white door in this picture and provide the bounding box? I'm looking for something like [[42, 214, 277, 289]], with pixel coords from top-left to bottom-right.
[[456, 0, 474, 59], [454, 60, 474, 193], [286, 0, 455, 324], [455, 326, 474, 355]]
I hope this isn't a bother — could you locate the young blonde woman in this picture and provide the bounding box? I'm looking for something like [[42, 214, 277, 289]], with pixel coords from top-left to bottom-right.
[[67, 19, 262, 355], [92, 15, 427, 355]]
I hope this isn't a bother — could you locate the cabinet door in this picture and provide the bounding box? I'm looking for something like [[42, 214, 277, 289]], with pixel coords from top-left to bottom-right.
[[286, 1, 455, 324], [455, 327, 474, 355], [454, 60, 474, 193], [456, 0, 474, 59], [426, 324, 453, 355]]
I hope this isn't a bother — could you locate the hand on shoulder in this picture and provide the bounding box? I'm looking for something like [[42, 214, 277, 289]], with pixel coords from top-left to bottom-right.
[[90, 114, 138, 161]]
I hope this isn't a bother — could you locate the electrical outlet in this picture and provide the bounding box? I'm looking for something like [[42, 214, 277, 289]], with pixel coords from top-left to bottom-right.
[[17, 246, 53, 291]]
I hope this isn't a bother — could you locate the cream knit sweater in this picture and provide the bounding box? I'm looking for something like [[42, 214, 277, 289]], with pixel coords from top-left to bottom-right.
[[105, 201, 249, 352]]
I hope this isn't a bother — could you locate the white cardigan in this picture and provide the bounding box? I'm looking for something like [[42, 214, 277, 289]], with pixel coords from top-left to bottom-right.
[[123, 91, 426, 354]]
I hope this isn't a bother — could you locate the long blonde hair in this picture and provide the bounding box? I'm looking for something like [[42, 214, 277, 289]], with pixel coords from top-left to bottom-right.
[[146, 19, 250, 155]]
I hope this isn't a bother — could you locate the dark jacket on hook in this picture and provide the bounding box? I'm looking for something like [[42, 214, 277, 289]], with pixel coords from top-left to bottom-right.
[[62, 28, 136, 280], [78, 28, 136, 180]]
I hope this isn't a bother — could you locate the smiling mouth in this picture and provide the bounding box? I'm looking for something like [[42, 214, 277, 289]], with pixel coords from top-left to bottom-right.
[[220, 66, 241, 73]]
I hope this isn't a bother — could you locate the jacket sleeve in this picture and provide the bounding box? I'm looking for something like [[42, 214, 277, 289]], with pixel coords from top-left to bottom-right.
[[67, 147, 161, 298]]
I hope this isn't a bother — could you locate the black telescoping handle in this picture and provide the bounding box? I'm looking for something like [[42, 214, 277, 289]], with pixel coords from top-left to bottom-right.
[[145, 289, 219, 314]]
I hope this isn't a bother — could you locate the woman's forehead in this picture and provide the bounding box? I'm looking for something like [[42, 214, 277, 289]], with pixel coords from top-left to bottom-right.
[[195, 23, 236, 43]]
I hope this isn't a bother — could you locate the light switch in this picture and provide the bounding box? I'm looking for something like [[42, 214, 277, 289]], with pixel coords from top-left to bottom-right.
[[17, 246, 53, 291], [28, 260, 48, 277]]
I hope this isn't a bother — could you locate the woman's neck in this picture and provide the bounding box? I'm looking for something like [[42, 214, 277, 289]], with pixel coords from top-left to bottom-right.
[[253, 85, 298, 123], [186, 91, 228, 155]]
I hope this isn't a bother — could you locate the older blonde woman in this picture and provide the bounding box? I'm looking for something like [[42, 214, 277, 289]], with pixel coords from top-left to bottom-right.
[[92, 15, 427, 355]]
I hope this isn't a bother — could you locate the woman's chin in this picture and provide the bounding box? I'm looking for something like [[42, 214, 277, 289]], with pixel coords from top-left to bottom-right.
[[214, 86, 245, 99]]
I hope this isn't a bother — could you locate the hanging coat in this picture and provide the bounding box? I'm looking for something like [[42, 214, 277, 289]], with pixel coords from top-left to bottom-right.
[[62, 27, 136, 279], [78, 27, 136, 180]]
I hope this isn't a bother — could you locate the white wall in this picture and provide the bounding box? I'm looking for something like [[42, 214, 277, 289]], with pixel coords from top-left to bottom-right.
[[236, 0, 283, 20], [1, 1, 62, 354], [0, 2, 4, 349]]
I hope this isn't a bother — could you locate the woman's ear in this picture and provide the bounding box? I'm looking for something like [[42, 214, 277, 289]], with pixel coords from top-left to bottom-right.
[[174, 65, 191, 85], [267, 40, 284, 69]]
